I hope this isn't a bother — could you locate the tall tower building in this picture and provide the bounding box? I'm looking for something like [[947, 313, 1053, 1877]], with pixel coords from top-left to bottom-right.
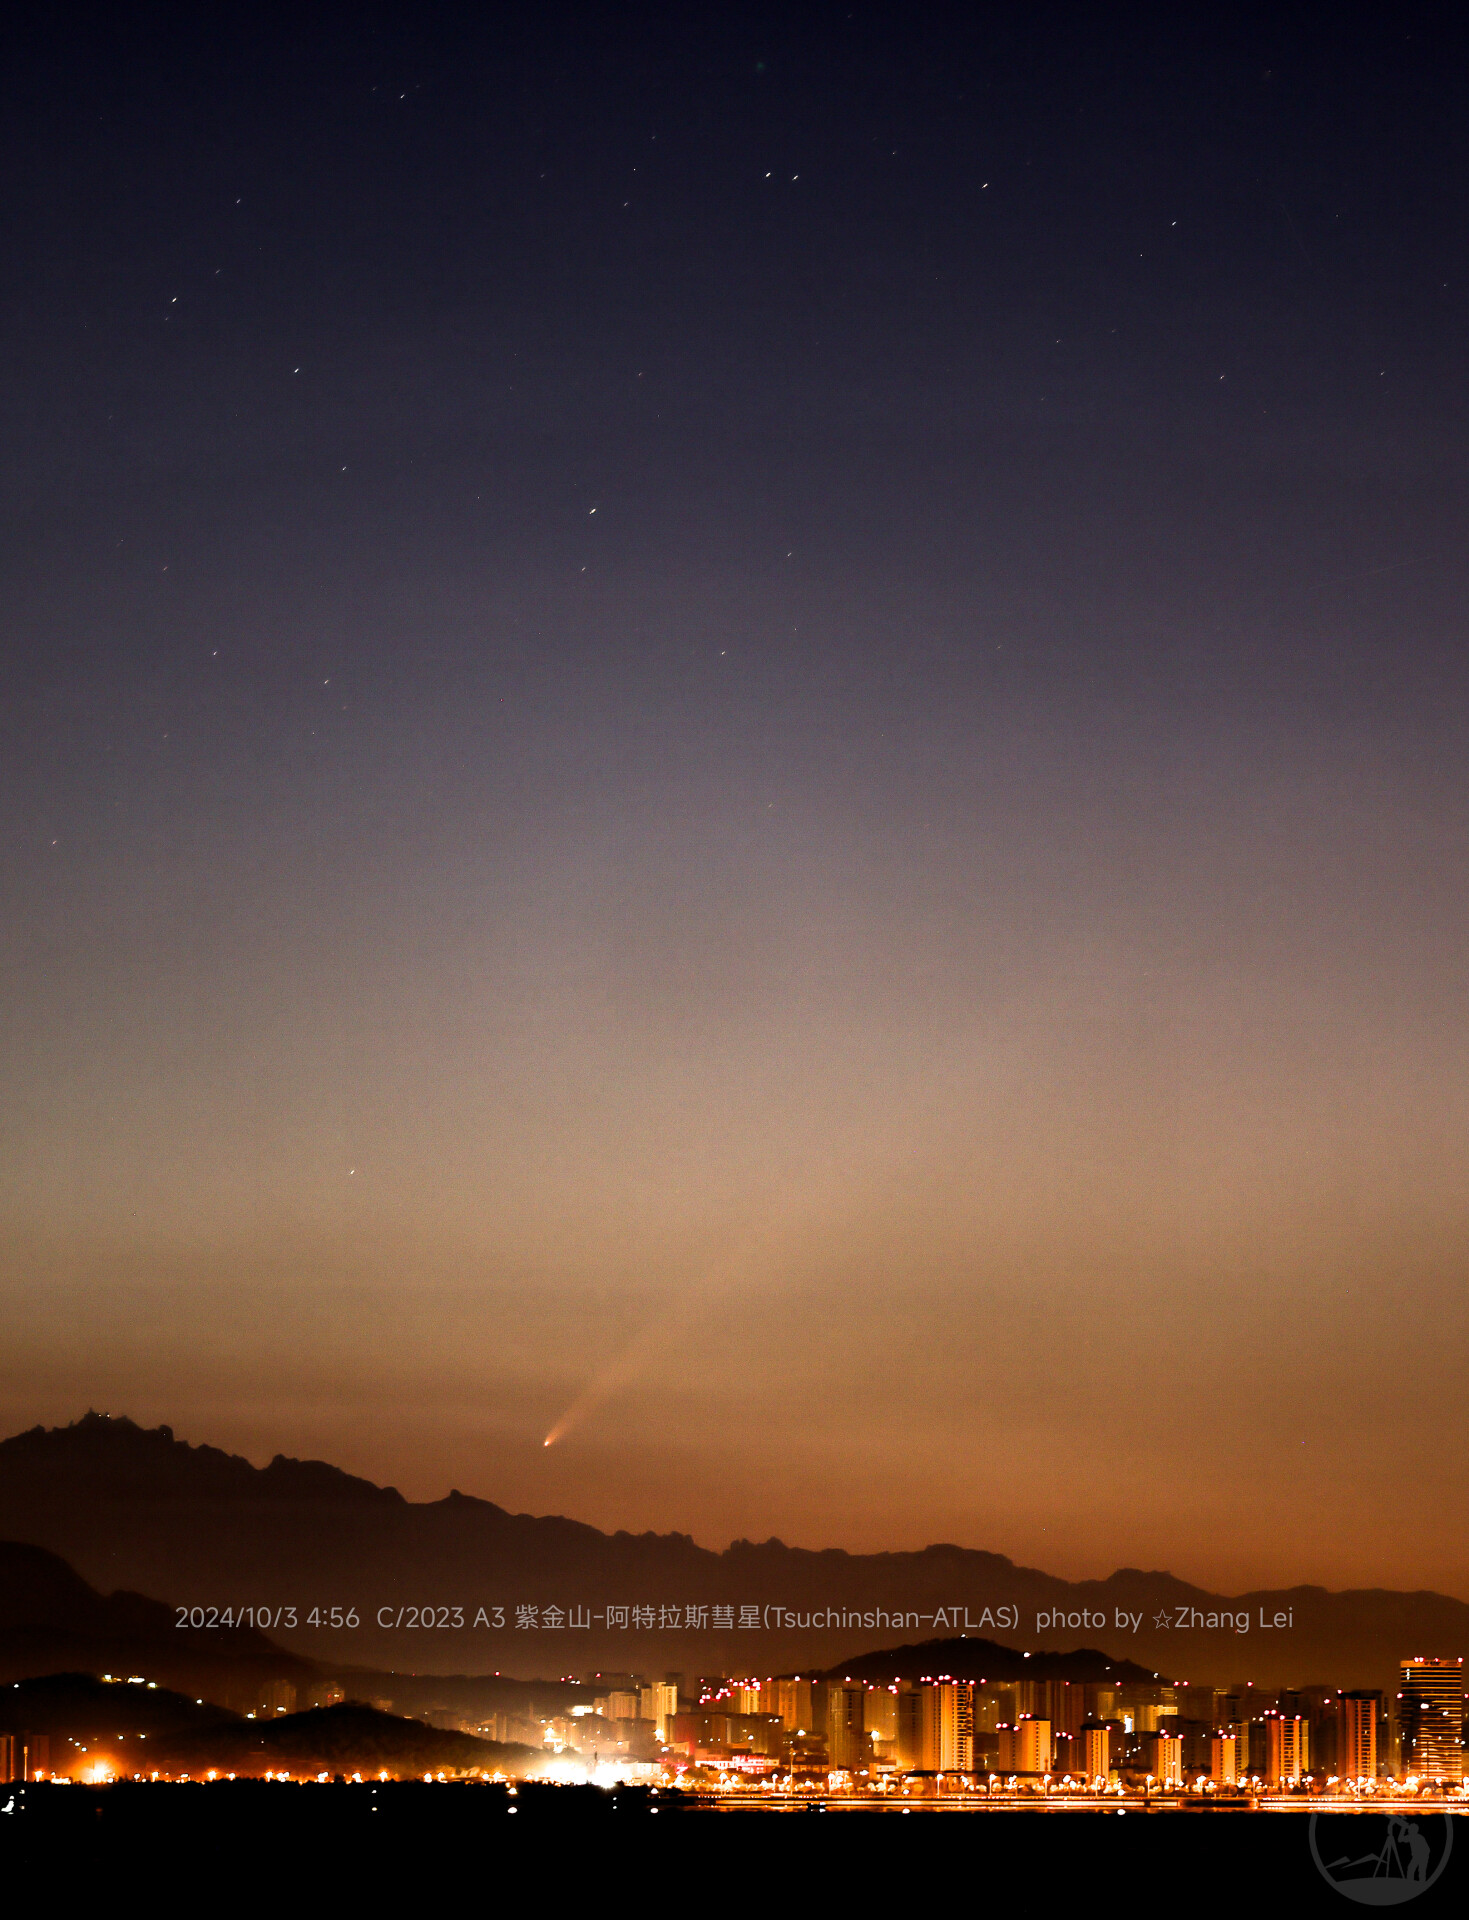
[[826, 1685, 867, 1770], [1265, 1715, 1310, 1785], [893, 1682, 973, 1771], [973, 1687, 1013, 1733], [656, 1681, 680, 1738], [933, 1682, 974, 1772], [896, 1686, 924, 1770], [1013, 1680, 1045, 1720], [864, 1687, 898, 1748], [1148, 1734, 1183, 1784], [1210, 1734, 1239, 1785], [1399, 1659, 1465, 1781], [998, 1717, 1053, 1774], [1338, 1692, 1380, 1781], [773, 1679, 819, 1733], [1081, 1724, 1111, 1780], [1044, 1680, 1086, 1738]]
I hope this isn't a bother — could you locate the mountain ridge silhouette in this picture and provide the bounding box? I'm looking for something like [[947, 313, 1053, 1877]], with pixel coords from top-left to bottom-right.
[[1, 1413, 1461, 1689]]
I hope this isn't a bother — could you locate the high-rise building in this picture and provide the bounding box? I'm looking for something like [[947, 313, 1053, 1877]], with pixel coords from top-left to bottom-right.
[[896, 1687, 924, 1770], [1120, 1684, 1179, 1736], [892, 1682, 972, 1771], [1225, 1719, 1252, 1779], [1210, 1734, 1239, 1785], [773, 1679, 819, 1734], [1399, 1659, 1465, 1781], [864, 1687, 898, 1748], [1338, 1692, 1380, 1781], [826, 1685, 867, 1770], [1297, 1687, 1338, 1775], [1081, 1724, 1111, 1779], [1148, 1734, 1183, 1784], [637, 1680, 680, 1740], [973, 1687, 1014, 1733], [1265, 1715, 1310, 1785], [998, 1717, 1053, 1774], [1013, 1680, 1045, 1720], [932, 1682, 973, 1772], [1173, 1686, 1211, 1727], [1044, 1681, 1086, 1739], [0, 1735, 12, 1783]]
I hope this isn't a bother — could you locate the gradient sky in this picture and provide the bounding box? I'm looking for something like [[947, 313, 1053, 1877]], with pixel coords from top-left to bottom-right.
[[2, 5, 1467, 1596]]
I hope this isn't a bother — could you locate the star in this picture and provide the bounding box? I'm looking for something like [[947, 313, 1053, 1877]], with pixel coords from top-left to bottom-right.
[[1153, 1611, 1172, 1630]]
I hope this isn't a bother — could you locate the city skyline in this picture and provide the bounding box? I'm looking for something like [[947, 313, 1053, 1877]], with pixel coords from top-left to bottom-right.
[[9, 1663, 1466, 1798]]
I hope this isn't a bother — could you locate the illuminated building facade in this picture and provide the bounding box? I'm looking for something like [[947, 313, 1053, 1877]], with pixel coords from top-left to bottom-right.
[[826, 1684, 867, 1770], [1265, 1715, 1310, 1785], [932, 1682, 973, 1772], [1337, 1692, 1379, 1780], [998, 1717, 1053, 1774], [1148, 1734, 1183, 1784], [892, 1681, 972, 1771], [1081, 1724, 1111, 1778], [864, 1687, 898, 1749], [774, 1679, 818, 1734], [1043, 1680, 1086, 1739], [1399, 1659, 1465, 1781]]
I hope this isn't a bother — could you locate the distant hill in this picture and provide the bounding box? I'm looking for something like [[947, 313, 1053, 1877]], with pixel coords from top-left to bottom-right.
[[2, 1413, 1465, 1688], [0, 1540, 594, 1722], [0, 1671, 239, 1742], [0, 1539, 317, 1700], [149, 1701, 540, 1778], [821, 1637, 1158, 1686]]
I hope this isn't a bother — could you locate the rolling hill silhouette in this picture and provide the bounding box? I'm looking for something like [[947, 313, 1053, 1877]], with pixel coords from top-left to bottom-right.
[[148, 1701, 540, 1778], [820, 1636, 1157, 1685], [0, 1538, 316, 1698]]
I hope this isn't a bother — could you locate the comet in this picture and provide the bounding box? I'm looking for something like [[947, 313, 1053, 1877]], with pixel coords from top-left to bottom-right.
[[539, 1054, 974, 1450], [542, 1307, 696, 1448]]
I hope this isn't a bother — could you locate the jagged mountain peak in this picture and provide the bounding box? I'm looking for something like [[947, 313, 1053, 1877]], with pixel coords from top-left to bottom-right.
[[0, 1415, 404, 1506]]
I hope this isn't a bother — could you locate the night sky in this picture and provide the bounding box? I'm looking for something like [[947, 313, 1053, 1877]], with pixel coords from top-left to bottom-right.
[[2, 6, 1467, 1595]]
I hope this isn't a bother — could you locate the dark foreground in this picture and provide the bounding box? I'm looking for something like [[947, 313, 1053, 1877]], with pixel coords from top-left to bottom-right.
[[2, 1783, 1464, 1909]]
